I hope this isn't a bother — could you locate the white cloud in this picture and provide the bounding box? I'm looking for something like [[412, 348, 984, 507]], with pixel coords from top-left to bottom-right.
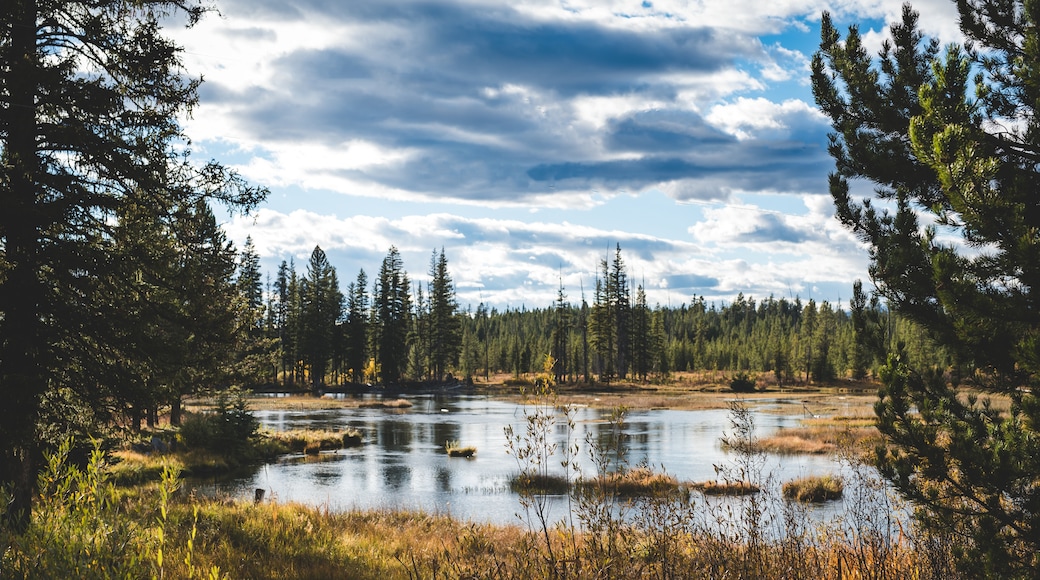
[[706, 97, 827, 140]]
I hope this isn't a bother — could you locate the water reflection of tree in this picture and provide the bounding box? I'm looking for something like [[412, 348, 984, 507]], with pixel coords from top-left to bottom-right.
[[436, 467, 452, 492], [382, 463, 410, 490], [376, 419, 413, 452]]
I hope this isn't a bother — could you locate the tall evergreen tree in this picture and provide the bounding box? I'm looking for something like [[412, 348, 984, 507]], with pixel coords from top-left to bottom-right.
[[167, 201, 242, 422], [813, 2, 1040, 573], [850, 280, 887, 379], [798, 300, 818, 383], [428, 248, 461, 382], [0, 0, 264, 524], [590, 265, 615, 382], [373, 247, 411, 384], [409, 283, 429, 380], [550, 279, 570, 384], [611, 244, 631, 379], [285, 262, 303, 385], [233, 235, 277, 387], [345, 269, 369, 384], [300, 246, 342, 392], [631, 284, 653, 381], [237, 236, 264, 331], [274, 260, 290, 384]]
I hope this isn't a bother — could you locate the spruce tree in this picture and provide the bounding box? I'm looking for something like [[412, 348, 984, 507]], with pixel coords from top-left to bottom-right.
[[373, 247, 411, 384], [551, 280, 570, 384], [590, 265, 615, 382], [428, 248, 461, 382], [237, 236, 264, 333], [631, 284, 652, 381], [611, 244, 631, 379], [345, 269, 369, 384], [300, 246, 342, 392], [813, 2, 1040, 574], [0, 0, 264, 524]]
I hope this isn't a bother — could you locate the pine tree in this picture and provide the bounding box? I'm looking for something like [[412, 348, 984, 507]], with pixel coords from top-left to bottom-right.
[[233, 235, 277, 387], [798, 300, 818, 383], [0, 0, 264, 524], [274, 260, 291, 384], [237, 236, 264, 332], [300, 246, 342, 392], [813, 3, 1040, 573], [373, 247, 411, 384], [169, 201, 242, 420], [409, 283, 429, 380], [631, 284, 652, 381], [611, 244, 631, 379], [345, 269, 369, 384], [590, 264, 615, 382], [285, 263, 303, 385], [551, 280, 570, 384], [428, 248, 461, 382]]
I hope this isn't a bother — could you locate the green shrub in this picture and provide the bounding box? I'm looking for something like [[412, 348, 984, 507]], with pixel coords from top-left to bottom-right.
[[179, 388, 258, 455]]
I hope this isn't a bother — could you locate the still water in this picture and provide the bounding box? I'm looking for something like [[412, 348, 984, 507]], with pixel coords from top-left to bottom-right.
[[200, 395, 853, 524]]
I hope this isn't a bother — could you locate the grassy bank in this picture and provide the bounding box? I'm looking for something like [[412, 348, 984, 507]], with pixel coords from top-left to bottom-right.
[[1, 458, 955, 580], [108, 426, 363, 485]]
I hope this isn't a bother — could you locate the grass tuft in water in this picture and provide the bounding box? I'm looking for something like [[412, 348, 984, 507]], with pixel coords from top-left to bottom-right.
[[782, 474, 844, 502]]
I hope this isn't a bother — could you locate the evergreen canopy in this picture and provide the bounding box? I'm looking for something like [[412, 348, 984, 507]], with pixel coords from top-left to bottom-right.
[[812, 1, 1040, 575], [0, 0, 264, 525]]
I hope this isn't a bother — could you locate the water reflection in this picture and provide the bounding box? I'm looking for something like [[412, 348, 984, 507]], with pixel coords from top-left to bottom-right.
[[200, 395, 854, 524]]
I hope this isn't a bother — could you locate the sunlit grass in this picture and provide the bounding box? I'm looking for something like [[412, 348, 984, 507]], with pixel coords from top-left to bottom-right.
[[262, 428, 364, 453], [108, 449, 233, 485], [783, 475, 844, 502], [445, 440, 476, 457], [579, 467, 684, 497], [6, 437, 952, 580], [756, 421, 880, 456], [358, 398, 413, 409]]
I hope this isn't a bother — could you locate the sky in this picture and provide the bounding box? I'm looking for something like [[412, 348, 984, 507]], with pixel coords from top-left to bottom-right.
[[170, 0, 963, 311]]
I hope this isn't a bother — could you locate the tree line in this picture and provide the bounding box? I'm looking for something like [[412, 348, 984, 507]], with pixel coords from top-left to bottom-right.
[[232, 242, 950, 391]]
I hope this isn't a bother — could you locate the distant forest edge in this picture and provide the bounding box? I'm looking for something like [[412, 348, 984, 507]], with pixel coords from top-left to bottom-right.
[[231, 239, 947, 393]]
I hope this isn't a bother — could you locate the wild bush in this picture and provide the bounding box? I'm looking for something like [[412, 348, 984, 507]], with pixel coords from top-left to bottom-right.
[[178, 388, 258, 455]]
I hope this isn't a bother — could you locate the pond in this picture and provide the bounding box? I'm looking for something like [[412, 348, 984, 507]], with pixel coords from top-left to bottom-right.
[[196, 394, 869, 525]]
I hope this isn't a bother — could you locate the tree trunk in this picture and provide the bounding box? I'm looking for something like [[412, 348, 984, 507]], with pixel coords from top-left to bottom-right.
[[130, 405, 142, 432], [170, 396, 182, 426], [0, 0, 43, 531]]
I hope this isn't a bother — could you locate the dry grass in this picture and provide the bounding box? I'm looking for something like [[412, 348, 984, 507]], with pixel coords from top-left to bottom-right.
[[263, 428, 364, 453], [187, 394, 356, 412], [756, 433, 836, 454], [783, 475, 844, 502], [579, 467, 683, 497], [445, 440, 476, 457], [756, 421, 880, 456], [446, 446, 476, 458], [358, 398, 413, 409], [26, 455, 948, 580], [690, 480, 761, 496]]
